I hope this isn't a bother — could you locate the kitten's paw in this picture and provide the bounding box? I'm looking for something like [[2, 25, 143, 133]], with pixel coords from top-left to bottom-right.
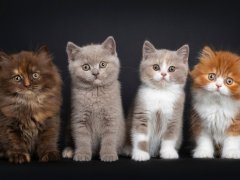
[[62, 147, 73, 158], [8, 152, 31, 164], [100, 153, 118, 162], [222, 149, 240, 159], [193, 149, 214, 158], [73, 152, 91, 161], [39, 151, 60, 162], [160, 148, 179, 159], [132, 150, 150, 161]]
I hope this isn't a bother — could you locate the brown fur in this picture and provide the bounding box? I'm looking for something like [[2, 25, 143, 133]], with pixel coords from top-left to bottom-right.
[[0, 47, 62, 163]]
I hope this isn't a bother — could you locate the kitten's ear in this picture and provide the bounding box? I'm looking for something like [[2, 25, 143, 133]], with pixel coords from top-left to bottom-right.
[[143, 41, 156, 59], [66, 42, 80, 61], [177, 44, 189, 64], [201, 46, 216, 59], [102, 36, 116, 55], [0, 51, 10, 62], [35, 45, 52, 61]]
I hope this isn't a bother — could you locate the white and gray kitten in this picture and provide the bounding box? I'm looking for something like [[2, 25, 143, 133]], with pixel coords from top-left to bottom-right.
[[129, 41, 189, 161], [62, 36, 125, 162]]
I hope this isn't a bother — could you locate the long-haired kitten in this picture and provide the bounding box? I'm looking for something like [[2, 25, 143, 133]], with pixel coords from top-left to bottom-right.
[[62, 36, 125, 162], [0, 47, 62, 163], [129, 41, 189, 161], [191, 47, 240, 159]]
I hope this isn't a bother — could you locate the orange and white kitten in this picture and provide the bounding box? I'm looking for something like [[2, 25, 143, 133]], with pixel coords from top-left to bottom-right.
[[191, 47, 240, 159]]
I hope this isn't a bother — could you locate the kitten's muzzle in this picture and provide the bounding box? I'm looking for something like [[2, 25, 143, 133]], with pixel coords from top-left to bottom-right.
[[92, 68, 100, 78]]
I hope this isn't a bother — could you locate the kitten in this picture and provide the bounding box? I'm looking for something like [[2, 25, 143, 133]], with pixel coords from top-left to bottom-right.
[[62, 36, 125, 162], [129, 41, 189, 161], [191, 47, 240, 159], [0, 47, 62, 163]]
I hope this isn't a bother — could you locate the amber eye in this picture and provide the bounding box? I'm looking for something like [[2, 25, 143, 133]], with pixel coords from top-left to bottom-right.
[[208, 73, 216, 81], [99, 61, 107, 68], [153, 64, 160, 71], [168, 66, 176, 72], [13, 75, 22, 82], [82, 64, 90, 71], [226, 77, 233, 85], [32, 73, 40, 79]]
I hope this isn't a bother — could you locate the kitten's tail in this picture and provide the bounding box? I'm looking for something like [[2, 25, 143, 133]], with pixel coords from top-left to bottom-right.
[[62, 147, 73, 158]]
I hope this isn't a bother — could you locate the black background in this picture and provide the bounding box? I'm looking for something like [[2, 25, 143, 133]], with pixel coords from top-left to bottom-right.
[[0, 0, 240, 179]]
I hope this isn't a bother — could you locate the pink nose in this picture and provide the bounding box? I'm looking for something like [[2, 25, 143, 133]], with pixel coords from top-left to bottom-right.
[[161, 73, 167, 77], [216, 84, 222, 89]]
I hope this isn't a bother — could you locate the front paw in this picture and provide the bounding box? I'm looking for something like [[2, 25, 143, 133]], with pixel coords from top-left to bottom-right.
[[160, 148, 179, 159], [73, 152, 92, 161], [8, 152, 31, 164], [100, 153, 118, 162], [39, 151, 60, 162], [222, 149, 240, 159], [132, 150, 150, 161], [193, 148, 214, 158]]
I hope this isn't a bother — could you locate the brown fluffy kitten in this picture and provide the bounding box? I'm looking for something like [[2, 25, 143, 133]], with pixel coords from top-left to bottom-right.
[[191, 47, 240, 159], [0, 47, 62, 163]]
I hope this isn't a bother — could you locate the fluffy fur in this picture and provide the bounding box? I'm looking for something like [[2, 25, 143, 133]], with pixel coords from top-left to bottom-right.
[[0, 47, 62, 163], [191, 47, 240, 159], [128, 41, 189, 161], [62, 36, 125, 162]]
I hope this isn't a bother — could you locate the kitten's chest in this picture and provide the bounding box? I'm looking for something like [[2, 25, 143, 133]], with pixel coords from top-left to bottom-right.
[[194, 93, 240, 143], [140, 85, 181, 117]]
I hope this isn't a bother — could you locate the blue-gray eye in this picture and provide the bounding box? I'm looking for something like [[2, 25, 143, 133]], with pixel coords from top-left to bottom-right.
[[82, 64, 90, 71], [153, 64, 160, 71], [14, 75, 22, 82]]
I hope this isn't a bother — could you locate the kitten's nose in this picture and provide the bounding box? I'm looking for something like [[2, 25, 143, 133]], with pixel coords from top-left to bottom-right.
[[24, 80, 31, 88], [161, 72, 167, 77], [92, 68, 99, 76], [216, 84, 222, 89]]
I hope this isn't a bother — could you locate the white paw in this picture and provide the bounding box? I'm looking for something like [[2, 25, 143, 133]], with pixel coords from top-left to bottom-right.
[[132, 150, 150, 161], [62, 147, 73, 158], [160, 148, 179, 159], [193, 148, 214, 158], [222, 149, 240, 159]]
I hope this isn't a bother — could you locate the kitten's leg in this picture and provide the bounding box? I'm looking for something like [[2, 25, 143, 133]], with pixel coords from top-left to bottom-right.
[[193, 130, 214, 158], [100, 110, 120, 162], [222, 136, 240, 159], [131, 111, 150, 161], [160, 119, 181, 159], [4, 129, 30, 164], [72, 111, 92, 161], [37, 116, 60, 162]]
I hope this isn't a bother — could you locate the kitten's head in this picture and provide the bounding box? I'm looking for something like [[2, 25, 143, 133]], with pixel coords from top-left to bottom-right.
[[0, 47, 61, 97], [66, 36, 120, 89], [140, 41, 189, 88], [191, 47, 240, 99]]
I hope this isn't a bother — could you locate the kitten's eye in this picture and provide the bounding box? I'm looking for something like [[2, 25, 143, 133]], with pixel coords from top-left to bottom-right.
[[99, 61, 107, 68], [168, 66, 176, 72], [208, 73, 216, 81], [153, 64, 160, 71], [226, 77, 233, 85], [13, 75, 22, 82], [32, 73, 40, 79], [82, 64, 90, 71]]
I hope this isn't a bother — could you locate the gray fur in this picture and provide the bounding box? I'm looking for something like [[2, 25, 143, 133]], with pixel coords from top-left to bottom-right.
[[64, 36, 125, 162]]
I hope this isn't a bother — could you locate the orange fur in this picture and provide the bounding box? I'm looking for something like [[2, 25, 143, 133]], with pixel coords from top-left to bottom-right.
[[191, 46, 240, 100]]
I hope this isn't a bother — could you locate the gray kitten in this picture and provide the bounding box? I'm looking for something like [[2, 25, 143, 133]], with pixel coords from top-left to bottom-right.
[[62, 36, 125, 162], [129, 41, 189, 161]]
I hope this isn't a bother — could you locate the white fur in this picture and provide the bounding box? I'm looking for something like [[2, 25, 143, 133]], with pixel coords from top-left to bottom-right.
[[193, 130, 214, 158], [132, 149, 150, 161], [222, 136, 240, 159], [153, 62, 170, 82], [193, 89, 240, 144], [62, 147, 73, 158], [137, 84, 182, 156], [204, 77, 230, 96], [160, 139, 179, 159]]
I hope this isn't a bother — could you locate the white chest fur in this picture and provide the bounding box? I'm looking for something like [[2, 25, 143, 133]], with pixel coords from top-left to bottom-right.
[[193, 90, 240, 144]]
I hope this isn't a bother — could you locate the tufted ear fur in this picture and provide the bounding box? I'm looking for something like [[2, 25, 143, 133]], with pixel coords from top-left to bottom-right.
[[66, 42, 81, 61], [177, 44, 189, 64], [143, 40, 156, 59], [102, 36, 116, 55]]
